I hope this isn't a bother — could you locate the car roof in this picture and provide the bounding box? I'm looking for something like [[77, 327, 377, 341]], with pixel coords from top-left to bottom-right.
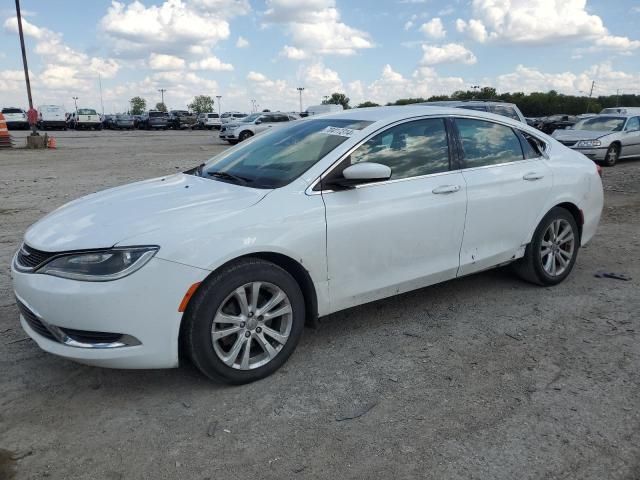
[[418, 100, 517, 107]]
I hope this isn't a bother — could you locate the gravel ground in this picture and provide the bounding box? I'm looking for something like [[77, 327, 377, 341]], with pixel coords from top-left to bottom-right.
[[1, 130, 639, 480]]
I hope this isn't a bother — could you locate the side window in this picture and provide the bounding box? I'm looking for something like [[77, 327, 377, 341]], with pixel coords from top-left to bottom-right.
[[491, 105, 521, 121], [260, 115, 274, 123], [348, 118, 450, 180], [275, 114, 290, 122], [518, 131, 545, 159], [456, 118, 524, 167], [625, 117, 640, 131]]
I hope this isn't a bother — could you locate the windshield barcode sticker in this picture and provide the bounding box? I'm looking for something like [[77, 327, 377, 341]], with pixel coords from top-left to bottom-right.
[[321, 126, 356, 137]]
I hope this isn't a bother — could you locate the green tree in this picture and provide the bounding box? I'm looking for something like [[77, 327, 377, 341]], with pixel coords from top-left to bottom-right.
[[155, 102, 167, 112], [356, 101, 380, 108], [129, 96, 146, 115], [322, 92, 351, 109], [188, 95, 214, 114]]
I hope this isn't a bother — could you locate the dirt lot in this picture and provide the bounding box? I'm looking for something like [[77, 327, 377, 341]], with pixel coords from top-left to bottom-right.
[[1, 130, 639, 480]]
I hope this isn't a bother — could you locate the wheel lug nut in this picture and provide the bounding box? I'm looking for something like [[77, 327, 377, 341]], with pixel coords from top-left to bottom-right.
[[256, 327, 262, 333], [245, 331, 251, 338], [258, 316, 264, 321], [240, 322, 246, 328]]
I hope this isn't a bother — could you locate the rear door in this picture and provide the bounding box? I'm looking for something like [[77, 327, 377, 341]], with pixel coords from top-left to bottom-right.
[[453, 117, 553, 276], [621, 117, 640, 157], [322, 117, 468, 312]]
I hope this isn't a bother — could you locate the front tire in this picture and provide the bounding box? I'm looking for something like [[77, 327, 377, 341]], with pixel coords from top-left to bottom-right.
[[514, 207, 579, 286], [238, 130, 253, 142], [184, 258, 305, 384], [603, 144, 619, 167]]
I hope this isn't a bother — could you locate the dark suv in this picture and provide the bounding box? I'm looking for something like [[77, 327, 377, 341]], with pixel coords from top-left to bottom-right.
[[418, 100, 526, 123], [168, 110, 197, 130], [140, 111, 168, 130]]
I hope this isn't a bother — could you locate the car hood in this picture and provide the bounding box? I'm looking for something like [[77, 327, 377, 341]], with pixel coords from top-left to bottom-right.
[[24, 174, 270, 252], [552, 129, 614, 141]]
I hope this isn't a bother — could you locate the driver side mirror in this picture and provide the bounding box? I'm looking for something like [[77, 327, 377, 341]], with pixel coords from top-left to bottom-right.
[[325, 162, 392, 189]]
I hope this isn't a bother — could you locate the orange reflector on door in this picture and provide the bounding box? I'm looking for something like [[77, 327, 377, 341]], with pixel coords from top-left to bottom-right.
[[178, 282, 201, 312]]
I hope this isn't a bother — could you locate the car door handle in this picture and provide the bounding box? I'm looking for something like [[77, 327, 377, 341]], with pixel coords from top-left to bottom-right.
[[523, 172, 544, 181], [432, 185, 461, 194]]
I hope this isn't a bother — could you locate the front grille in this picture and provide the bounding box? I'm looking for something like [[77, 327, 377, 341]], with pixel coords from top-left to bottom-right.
[[559, 140, 577, 147], [16, 300, 56, 341], [15, 244, 56, 271]]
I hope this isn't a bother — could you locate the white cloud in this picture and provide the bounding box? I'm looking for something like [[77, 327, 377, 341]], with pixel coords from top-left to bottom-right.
[[100, 0, 233, 57], [404, 14, 417, 31], [280, 45, 308, 60], [236, 36, 249, 48], [593, 35, 640, 51], [455, 18, 488, 43], [420, 43, 477, 65], [3, 16, 44, 38], [149, 53, 186, 70], [420, 18, 446, 39], [263, 0, 374, 56], [189, 56, 234, 71]]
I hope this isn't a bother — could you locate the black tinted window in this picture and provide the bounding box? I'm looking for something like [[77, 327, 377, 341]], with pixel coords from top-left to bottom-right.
[[491, 105, 521, 121], [349, 118, 450, 179], [2, 108, 23, 114], [456, 118, 524, 167], [458, 105, 487, 112]]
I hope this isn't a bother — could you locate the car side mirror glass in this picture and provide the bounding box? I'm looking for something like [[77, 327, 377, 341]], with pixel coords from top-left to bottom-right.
[[326, 162, 392, 189]]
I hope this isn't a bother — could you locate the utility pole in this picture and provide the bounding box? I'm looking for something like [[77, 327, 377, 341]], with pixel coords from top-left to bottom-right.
[[616, 89, 620, 107], [297, 87, 305, 113], [586, 80, 595, 113], [158, 88, 167, 107], [216, 95, 222, 116], [15, 0, 38, 135], [98, 74, 104, 116]]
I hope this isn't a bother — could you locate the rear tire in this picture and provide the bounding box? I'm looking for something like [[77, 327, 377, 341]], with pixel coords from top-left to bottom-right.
[[514, 207, 579, 286], [184, 258, 305, 384], [603, 144, 619, 167]]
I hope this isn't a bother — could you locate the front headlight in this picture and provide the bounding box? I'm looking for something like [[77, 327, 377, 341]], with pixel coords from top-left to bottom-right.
[[576, 140, 602, 148], [38, 246, 159, 281]]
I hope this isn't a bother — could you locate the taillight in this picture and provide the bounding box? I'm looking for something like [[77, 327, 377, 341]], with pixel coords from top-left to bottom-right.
[[596, 165, 603, 177]]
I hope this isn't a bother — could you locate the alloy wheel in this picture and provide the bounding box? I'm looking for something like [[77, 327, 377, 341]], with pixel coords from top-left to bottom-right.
[[540, 218, 575, 277], [211, 282, 292, 370]]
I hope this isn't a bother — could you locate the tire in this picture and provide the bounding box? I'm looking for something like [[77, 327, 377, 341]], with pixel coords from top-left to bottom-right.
[[184, 258, 305, 384], [514, 207, 580, 286], [227, 140, 238, 145], [238, 130, 253, 142], [603, 144, 619, 167]]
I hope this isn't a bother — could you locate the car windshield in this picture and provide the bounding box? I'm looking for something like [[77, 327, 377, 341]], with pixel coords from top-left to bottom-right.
[[240, 113, 261, 123], [149, 111, 165, 117], [117, 115, 132, 120], [200, 119, 373, 189], [2, 108, 22, 114], [77, 109, 97, 115], [573, 117, 626, 132], [208, 113, 219, 118]]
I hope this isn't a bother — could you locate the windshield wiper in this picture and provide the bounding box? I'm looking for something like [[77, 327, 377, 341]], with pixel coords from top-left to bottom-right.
[[207, 170, 252, 186]]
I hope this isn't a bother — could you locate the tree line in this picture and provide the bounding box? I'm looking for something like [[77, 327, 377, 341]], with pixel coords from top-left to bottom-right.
[[128, 95, 215, 115], [322, 88, 640, 117]]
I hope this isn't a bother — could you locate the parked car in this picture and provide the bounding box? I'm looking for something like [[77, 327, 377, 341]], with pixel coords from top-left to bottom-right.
[[112, 114, 135, 130], [168, 110, 197, 130], [600, 107, 640, 115], [132, 115, 143, 129], [37, 105, 66, 130], [221, 112, 248, 124], [552, 114, 640, 166], [219, 112, 299, 143], [140, 110, 168, 130], [419, 100, 526, 123], [197, 112, 222, 130], [534, 114, 579, 134], [11, 106, 603, 384], [2, 107, 29, 130], [305, 104, 344, 116], [102, 115, 116, 129], [68, 108, 102, 130]]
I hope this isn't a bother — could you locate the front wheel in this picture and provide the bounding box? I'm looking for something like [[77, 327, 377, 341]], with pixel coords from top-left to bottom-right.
[[184, 258, 305, 384], [514, 207, 579, 286], [238, 130, 253, 142], [603, 144, 619, 167]]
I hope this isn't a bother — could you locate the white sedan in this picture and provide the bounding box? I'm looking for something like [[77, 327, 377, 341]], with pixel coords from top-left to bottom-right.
[[11, 106, 603, 384]]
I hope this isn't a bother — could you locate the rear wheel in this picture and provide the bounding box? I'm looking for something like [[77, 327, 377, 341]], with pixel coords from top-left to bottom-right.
[[603, 144, 619, 167], [514, 207, 579, 286], [184, 258, 305, 384]]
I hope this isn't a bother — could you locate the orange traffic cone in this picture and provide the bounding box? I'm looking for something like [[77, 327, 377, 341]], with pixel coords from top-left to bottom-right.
[[0, 113, 13, 149], [47, 136, 57, 149]]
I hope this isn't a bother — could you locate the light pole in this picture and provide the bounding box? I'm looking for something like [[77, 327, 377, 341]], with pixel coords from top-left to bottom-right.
[[72, 96, 79, 113], [15, 0, 37, 134], [216, 95, 222, 116], [296, 87, 305, 113], [158, 88, 166, 108]]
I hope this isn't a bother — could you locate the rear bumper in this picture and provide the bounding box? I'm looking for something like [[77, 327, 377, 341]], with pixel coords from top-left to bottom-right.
[[40, 121, 66, 128], [6, 120, 29, 129]]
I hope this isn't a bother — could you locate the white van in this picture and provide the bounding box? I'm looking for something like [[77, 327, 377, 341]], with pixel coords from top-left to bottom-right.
[[304, 104, 344, 116], [600, 107, 640, 115], [37, 105, 66, 130]]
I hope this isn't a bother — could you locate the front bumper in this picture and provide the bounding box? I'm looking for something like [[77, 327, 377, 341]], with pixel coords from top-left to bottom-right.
[[11, 256, 207, 369], [571, 147, 608, 161]]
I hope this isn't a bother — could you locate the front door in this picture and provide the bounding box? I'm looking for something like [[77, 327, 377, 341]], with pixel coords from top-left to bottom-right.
[[322, 117, 467, 312]]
